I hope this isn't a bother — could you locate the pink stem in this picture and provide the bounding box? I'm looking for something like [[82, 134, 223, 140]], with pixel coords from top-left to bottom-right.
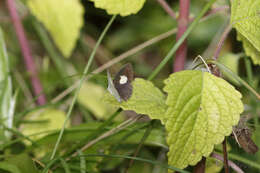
[[6, 0, 46, 105], [174, 0, 190, 72], [211, 152, 244, 173], [156, 0, 177, 19]]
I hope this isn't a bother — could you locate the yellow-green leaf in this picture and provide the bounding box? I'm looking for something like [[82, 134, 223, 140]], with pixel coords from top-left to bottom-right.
[[163, 70, 243, 169], [22, 108, 68, 141], [78, 82, 122, 120], [89, 0, 146, 16], [205, 157, 223, 173], [104, 78, 167, 121], [231, 0, 260, 65], [237, 33, 260, 65], [28, 0, 84, 57]]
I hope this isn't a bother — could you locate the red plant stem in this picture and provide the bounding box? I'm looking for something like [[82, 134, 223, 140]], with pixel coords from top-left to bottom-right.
[[223, 138, 229, 173], [6, 0, 46, 105], [156, 0, 177, 19], [174, 0, 190, 72]]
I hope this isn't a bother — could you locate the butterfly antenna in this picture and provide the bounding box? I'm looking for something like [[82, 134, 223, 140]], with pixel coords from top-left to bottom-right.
[[190, 55, 211, 73]]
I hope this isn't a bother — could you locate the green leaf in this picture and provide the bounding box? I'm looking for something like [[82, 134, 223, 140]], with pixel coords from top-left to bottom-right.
[[27, 0, 84, 57], [0, 154, 39, 173], [231, 0, 260, 65], [0, 162, 21, 173], [89, 0, 146, 16], [205, 157, 223, 173], [104, 78, 167, 122], [163, 70, 243, 169], [21, 108, 68, 141]]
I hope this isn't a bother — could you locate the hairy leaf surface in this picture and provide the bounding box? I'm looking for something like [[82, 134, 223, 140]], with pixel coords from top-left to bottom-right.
[[163, 70, 243, 168]]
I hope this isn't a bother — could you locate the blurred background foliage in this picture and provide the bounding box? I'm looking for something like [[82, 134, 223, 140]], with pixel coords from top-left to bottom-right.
[[0, 0, 259, 172]]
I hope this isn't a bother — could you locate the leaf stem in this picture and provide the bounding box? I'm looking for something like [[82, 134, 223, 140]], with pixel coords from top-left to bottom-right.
[[148, 0, 217, 80], [213, 24, 232, 60], [49, 15, 116, 160], [174, 0, 190, 72], [6, 0, 46, 105]]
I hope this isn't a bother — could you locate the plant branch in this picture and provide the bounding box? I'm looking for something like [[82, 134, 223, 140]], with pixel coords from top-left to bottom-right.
[[148, 0, 217, 80], [213, 24, 232, 60], [49, 15, 116, 160], [211, 152, 244, 173], [174, 0, 190, 72], [6, 0, 46, 105], [156, 0, 177, 19]]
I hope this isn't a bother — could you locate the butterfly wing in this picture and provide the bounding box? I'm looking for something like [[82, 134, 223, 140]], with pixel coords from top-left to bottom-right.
[[113, 63, 134, 101]]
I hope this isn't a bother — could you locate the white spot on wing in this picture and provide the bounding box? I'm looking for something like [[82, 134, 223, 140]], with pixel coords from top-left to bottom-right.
[[119, 75, 128, 84]]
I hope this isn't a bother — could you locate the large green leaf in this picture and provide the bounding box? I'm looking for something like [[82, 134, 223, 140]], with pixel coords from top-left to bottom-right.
[[231, 0, 260, 65], [3, 154, 39, 173], [28, 0, 84, 58], [163, 70, 243, 169], [104, 78, 167, 122], [89, 0, 146, 16], [0, 162, 21, 173]]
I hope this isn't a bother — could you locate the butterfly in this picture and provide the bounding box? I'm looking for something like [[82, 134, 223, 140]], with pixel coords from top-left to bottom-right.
[[107, 63, 134, 102]]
